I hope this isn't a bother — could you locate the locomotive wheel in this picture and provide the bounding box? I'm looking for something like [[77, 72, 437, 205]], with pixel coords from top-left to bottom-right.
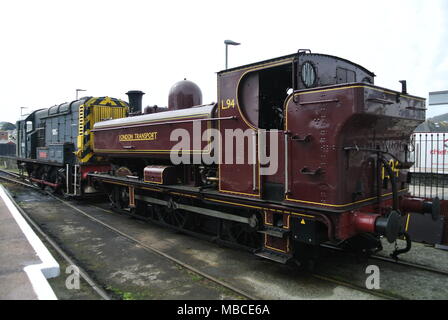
[[47, 168, 61, 194], [110, 186, 129, 209], [157, 208, 189, 229], [29, 177, 45, 190], [146, 204, 161, 222], [221, 220, 261, 249], [30, 167, 46, 190]]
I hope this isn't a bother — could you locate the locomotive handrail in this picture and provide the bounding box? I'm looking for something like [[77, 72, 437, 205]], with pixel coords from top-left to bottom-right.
[[91, 116, 236, 132], [300, 167, 323, 176], [343, 146, 401, 163], [379, 156, 399, 211], [299, 99, 339, 106], [40, 111, 71, 119], [367, 98, 395, 105], [406, 106, 427, 111], [344, 146, 400, 211], [284, 133, 290, 195], [252, 131, 257, 192], [291, 134, 312, 143]]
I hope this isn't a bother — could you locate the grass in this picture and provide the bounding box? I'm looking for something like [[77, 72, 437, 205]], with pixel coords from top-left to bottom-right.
[[106, 286, 138, 300]]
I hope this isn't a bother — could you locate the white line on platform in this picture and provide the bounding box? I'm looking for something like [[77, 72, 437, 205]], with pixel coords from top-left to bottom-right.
[[0, 185, 60, 300]]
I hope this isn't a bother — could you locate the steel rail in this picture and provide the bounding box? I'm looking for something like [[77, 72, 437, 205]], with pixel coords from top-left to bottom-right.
[[369, 253, 448, 277], [320, 243, 448, 277], [0, 170, 258, 300], [0, 174, 111, 300], [45, 192, 259, 300], [310, 273, 404, 300], [0, 170, 42, 191]]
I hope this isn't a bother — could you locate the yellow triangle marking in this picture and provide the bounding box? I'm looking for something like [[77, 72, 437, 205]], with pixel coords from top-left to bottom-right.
[[99, 97, 116, 106], [301, 219, 306, 225]]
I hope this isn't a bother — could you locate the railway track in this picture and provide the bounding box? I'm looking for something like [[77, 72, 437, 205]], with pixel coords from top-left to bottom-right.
[[1, 168, 446, 300], [319, 241, 448, 278], [0, 172, 111, 300], [0, 169, 257, 300], [371, 252, 448, 277]]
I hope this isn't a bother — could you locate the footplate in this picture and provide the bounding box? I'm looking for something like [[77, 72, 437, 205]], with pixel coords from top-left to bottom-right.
[[255, 249, 292, 264]]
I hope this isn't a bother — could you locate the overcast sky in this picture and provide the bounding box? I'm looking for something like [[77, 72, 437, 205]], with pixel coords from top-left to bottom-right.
[[0, 0, 447, 124]]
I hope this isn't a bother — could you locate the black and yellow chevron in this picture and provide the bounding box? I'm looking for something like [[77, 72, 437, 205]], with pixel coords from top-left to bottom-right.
[[77, 97, 128, 163]]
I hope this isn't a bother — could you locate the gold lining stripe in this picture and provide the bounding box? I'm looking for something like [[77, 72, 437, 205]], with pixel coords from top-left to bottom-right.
[[93, 149, 207, 153], [141, 186, 162, 192], [101, 181, 129, 187], [220, 57, 294, 75], [265, 245, 288, 254], [94, 113, 211, 129], [290, 212, 315, 219], [286, 189, 408, 208], [235, 59, 293, 130], [205, 197, 315, 219], [171, 192, 198, 199], [204, 197, 262, 210], [218, 67, 263, 197], [264, 234, 290, 253], [288, 84, 425, 102], [284, 84, 425, 131], [219, 189, 261, 197], [405, 213, 411, 232], [93, 115, 212, 154], [143, 179, 163, 185]]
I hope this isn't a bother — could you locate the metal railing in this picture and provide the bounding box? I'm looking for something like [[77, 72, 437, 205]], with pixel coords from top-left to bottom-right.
[[410, 133, 448, 199]]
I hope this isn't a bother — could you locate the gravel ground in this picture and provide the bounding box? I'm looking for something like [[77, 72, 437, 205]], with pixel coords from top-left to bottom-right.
[[4, 181, 448, 300]]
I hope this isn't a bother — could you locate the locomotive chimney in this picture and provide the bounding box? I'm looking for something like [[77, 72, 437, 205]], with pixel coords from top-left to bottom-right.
[[126, 90, 145, 114], [399, 80, 407, 94]]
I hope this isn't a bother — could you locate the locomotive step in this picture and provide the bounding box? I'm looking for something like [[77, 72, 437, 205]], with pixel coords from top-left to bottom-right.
[[258, 226, 290, 238], [255, 249, 292, 264]]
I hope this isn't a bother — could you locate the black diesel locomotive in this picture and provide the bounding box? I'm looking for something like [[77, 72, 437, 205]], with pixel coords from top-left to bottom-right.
[[16, 95, 130, 196]]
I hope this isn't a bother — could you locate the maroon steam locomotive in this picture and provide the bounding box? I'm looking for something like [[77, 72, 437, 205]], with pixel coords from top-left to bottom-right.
[[88, 51, 439, 265]]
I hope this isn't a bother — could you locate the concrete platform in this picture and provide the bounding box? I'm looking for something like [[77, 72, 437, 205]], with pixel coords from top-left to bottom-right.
[[0, 185, 59, 299]]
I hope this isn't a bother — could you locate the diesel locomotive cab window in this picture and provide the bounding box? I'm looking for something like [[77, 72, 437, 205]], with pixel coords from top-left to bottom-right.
[[26, 121, 33, 133]]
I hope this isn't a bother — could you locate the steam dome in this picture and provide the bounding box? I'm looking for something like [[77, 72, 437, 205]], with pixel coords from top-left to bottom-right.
[[168, 79, 202, 110]]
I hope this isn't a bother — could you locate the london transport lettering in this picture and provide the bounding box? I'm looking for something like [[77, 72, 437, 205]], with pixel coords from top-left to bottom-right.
[[119, 131, 158, 142]]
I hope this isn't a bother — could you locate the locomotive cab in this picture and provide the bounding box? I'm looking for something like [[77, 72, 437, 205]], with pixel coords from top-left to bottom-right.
[[217, 51, 429, 259], [217, 51, 377, 201], [229, 51, 375, 131]]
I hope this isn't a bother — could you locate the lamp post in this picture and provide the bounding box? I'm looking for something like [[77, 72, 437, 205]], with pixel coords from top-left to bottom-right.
[[76, 89, 87, 100], [20, 107, 28, 117], [224, 40, 240, 70]]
